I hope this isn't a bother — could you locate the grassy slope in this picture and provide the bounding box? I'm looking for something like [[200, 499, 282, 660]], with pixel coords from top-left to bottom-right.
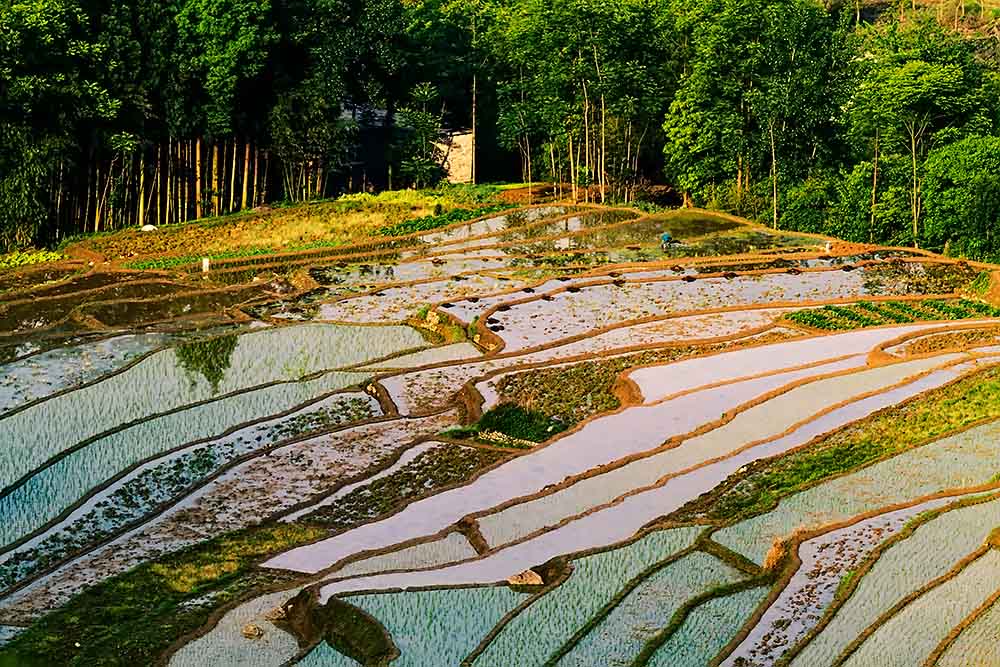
[[64, 184, 511, 269]]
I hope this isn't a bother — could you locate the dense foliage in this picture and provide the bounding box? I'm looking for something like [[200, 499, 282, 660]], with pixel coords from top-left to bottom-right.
[[5, 0, 1000, 258]]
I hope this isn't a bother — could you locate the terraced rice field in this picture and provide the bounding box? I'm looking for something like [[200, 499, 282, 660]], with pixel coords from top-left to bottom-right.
[[3, 203, 1000, 666]]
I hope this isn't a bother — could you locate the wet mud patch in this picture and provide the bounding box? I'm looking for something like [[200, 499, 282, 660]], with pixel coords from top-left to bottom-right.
[[300, 444, 509, 530], [79, 286, 269, 328], [0, 264, 87, 296], [19, 272, 152, 300], [0, 300, 87, 335], [0, 281, 215, 334], [661, 230, 821, 258], [275, 589, 398, 665], [862, 261, 983, 295]]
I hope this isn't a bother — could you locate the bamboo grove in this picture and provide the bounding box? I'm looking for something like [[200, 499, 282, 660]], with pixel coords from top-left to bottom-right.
[[58, 138, 269, 238], [7, 0, 1000, 259]]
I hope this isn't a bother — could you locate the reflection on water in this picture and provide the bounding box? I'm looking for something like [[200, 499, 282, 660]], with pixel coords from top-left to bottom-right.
[[175, 335, 239, 394]]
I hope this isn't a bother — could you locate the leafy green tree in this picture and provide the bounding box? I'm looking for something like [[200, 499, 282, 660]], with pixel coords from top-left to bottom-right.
[[174, 0, 276, 137], [923, 135, 1000, 258], [395, 82, 446, 188], [491, 0, 677, 201], [0, 0, 115, 247], [663, 0, 843, 218], [846, 18, 997, 246]]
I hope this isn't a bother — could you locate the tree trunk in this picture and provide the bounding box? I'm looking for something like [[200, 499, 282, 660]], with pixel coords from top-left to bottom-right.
[[769, 120, 779, 229], [154, 145, 160, 227], [910, 127, 919, 247], [229, 137, 237, 212], [526, 140, 532, 206], [146, 154, 158, 228], [98, 158, 115, 232], [253, 148, 260, 207], [241, 140, 251, 210], [548, 143, 556, 195], [179, 140, 186, 222], [177, 140, 183, 221], [212, 143, 220, 216], [471, 73, 478, 184], [166, 141, 173, 226], [582, 78, 590, 203], [600, 92, 607, 204], [261, 151, 270, 204], [82, 159, 91, 236], [94, 163, 101, 233], [568, 134, 577, 203], [870, 128, 879, 244], [195, 137, 203, 219], [736, 154, 743, 202], [138, 153, 145, 226]]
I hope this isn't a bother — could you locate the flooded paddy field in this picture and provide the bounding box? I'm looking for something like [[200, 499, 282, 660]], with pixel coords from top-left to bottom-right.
[[3, 204, 1000, 666]]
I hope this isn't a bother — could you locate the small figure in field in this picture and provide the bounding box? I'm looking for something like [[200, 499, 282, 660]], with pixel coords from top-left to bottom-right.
[[660, 231, 673, 252]]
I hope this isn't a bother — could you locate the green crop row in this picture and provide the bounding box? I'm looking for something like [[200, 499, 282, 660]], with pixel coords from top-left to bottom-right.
[[0, 249, 64, 270], [124, 245, 274, 271], [785, 299, 1000, 331]]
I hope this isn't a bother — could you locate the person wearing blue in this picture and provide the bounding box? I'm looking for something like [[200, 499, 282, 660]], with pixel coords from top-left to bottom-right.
[[660, 231, 673, 251]]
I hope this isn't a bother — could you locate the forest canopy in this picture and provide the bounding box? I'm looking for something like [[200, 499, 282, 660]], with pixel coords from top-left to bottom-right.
[[3, 0, 1000, 259]]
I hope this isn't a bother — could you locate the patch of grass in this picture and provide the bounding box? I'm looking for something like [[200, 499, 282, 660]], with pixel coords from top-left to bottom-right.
[[0, 523, 326, 667], [432, 182, 505, 203], [471, 403, 569, 443], [969, 270, 992, 295], [492, 182, 539, 191], [376, 204, 513, 237], [834, 569, 857, 599], [671, 365, 1000, 523], [0, 249, 64, 270], [78, 186, 508, 266]]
